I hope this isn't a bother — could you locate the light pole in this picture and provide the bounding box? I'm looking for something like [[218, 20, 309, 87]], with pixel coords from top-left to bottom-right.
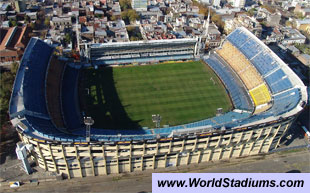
[[152, 114, 161, 128], [84, 117, 94, 142]]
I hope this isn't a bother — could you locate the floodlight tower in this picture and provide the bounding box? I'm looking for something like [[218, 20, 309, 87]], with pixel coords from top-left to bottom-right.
[[152, 114, 161, 128], [84, 117, 94, 142]]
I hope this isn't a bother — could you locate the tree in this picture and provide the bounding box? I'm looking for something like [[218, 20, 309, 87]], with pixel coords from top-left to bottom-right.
[[247, 8, 257, 17], [211, 14, 224, 32], [130, 36, 139, 41], [11, 62, 19, 75], [44, 17, 50, 27], [127, 26, 135, 32], [30, 22, 36, 29], [110, 15, 117, 21], [260, 5, 276, 14], [119, 0, 131, 10], [121, 11, 129, 22], [64, 33, 71, 44], [5, 5, 12, 11], [95, 14, 103, 18], [0, 62, 18, 128], [128, 9, 139, 22], [285, 20, 292, 27], [9, 19, 17, 27], [122, 10, 140, 23], [24, 15, 31, 24], [295, 12, 305, 19]]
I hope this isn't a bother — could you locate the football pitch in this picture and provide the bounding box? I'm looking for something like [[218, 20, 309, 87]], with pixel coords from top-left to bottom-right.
[[81, 61, 232, 129]]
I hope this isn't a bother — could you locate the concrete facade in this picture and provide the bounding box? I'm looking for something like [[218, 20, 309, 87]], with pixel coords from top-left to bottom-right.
[[17, 118, 293, 178]]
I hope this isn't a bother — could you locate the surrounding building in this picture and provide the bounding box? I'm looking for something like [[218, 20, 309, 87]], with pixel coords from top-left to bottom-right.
[[14, 0, 26, 13], [213, 0, 221, 7], [89, 38, 197, 65], [295, 19, 310, 34], [0, 26, 31, 63], [51, 17, 72, 28], [224, 14, 262, 38], [132, 0, 148, 11], [205, 23, 222, 49], [297, 54, 310, 67], [266, 12, 281, 27], [281, 27, 307, 45], [233, 0, 246, 8]]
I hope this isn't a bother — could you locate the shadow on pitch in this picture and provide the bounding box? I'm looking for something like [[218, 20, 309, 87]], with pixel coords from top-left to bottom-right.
[[82, 67, 143, 130], [286, 170, 301, 173]]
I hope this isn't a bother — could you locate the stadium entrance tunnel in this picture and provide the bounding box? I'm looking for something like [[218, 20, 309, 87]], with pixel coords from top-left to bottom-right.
[[80, 67, 143, 130]]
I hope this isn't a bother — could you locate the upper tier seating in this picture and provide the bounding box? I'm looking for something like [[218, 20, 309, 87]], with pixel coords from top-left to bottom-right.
[[250, 52, 279, 76], [239, 38, 263, 59], [226, 28, 249, 48], [265, 69, 293, 94], [23, 39, 54, 117], [217, 42, 264, 90]]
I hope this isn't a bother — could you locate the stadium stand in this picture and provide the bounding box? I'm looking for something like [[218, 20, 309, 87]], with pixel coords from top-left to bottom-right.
[[271, 88, 301, 115], [90, 39, 196, 65], [203, 54, 253, 111], [249, 83, 272, 106], [46, 56, 66, 128], [22, 39, 54, 117], [62, 66, 82, 130], [265, 69, 293, 94], [217, 41, 264, 90], [250, 52, 279, 76], [239, 38, 263, 59], [226, 28, 249, 48]]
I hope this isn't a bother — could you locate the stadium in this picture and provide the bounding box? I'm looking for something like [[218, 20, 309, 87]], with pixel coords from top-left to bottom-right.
[[9, 27, 307, 178]]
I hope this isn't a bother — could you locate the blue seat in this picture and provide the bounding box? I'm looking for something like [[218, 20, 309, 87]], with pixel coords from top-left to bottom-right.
[[269, 78, 293, 94], [238, 39, 263, 59], [271, 88, 300, 115], [265, 69, 293, 94], [23, 39, 54, 116], [227, 29, 249, 48], [265, 69, 286, 84], [204, 54, 253, 111], [251, 53, 278, 75]]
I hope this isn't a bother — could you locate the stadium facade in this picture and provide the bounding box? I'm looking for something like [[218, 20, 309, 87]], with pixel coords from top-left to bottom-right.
[[87, 38, 197, 65], [9, 27, 307, 178]]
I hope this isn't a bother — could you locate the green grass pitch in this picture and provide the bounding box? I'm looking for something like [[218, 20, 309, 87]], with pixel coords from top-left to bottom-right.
[[80, 61, 232, 129]]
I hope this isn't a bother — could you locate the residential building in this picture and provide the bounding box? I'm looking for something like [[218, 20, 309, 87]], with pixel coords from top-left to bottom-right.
[[132, 0, 148, 11], [0, 26, 31, 63], [233, 0, 246, 8], [267, 12, 281, 27], [213, 0, 221, 7]]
